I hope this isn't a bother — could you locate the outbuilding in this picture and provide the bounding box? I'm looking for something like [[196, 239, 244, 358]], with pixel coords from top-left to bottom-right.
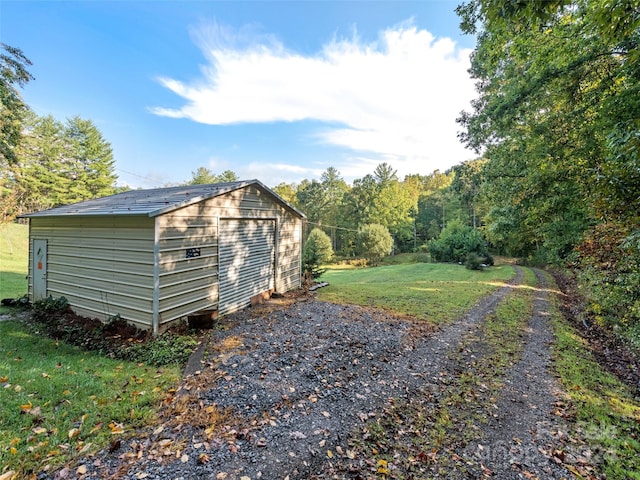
[[21, 180, 305, 333]]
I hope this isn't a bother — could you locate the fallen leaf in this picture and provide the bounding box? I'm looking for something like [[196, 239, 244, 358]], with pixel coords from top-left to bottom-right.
[[327, 450, 333, 458], [68, 428, 80, 439], [216, 474, 228, 480], [322, 411, 331, 418], [78, 442, 92, 454], [181, 454, 189, 463], [0, 472, 15, 480], [90, 422, 103, 434], [32, 427, 47, 435], [76, 465, 87, 475]]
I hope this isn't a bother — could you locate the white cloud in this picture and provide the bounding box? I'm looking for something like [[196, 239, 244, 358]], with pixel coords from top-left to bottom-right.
[[151, 20, 476, 177]]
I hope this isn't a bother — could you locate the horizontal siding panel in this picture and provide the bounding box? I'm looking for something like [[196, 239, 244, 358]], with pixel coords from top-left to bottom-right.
[[158, 246, 218, 264], [45, 288, 153, 326], [159, 284, 217, 311], [158, 298, 218, 327], [50, 245, 154, 264], [158, 256, 218, 276], [159, 274, 218, 300], [158, 267, 218, 285], [47, 273, 152, 300], [158, 226, 217, 240], [158, 237, 217, 251]]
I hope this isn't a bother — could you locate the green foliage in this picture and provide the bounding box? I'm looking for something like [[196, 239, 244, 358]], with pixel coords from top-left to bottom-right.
[[573, 222, 640, 330], [464, 252, 482, 270], [302, 228, 334, 279], [187, 167, 238, 185], [356, 223, 393, 266], [121, 334, 199, 366], [428, 220, 492, 265], [456, 0, 640, 264], [0, 43, 33, 165], [3, 113, 117, 218], [32, 295, 69, 321]]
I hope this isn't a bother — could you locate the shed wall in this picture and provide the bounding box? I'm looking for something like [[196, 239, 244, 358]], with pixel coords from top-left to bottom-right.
[[28, 216, 155, 329], [155, 184, 301, 327]]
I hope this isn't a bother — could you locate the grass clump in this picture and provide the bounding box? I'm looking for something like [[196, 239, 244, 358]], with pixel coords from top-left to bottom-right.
[[318, 262, 515, 324], [0, 320, 180, 477]]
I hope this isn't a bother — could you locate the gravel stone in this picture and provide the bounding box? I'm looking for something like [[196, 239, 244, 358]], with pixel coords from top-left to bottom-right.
[[42, 266, 573, 479]]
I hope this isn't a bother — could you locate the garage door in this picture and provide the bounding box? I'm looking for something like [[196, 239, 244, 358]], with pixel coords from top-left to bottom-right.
[[218, 219, 275, 316]]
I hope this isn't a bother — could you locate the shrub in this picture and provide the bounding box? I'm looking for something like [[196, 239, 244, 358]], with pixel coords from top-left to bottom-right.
[[429, 220, 492, 265], [356, 224, 393, 266], [465, 252, 483, 270], [302, 228, 334, 279], [32, 295, 70, 322], [574, 222, 640, 331], [121, 334, 199, 367]]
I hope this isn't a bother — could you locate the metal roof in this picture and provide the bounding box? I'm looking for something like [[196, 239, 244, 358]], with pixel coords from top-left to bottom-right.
[[21, 179, 306, 219]]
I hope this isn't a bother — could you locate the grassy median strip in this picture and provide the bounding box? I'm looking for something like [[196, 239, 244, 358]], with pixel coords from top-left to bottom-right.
[[342, 267, 535, 477], [0, 320, 180, 477], [318, 262, 516, 324]]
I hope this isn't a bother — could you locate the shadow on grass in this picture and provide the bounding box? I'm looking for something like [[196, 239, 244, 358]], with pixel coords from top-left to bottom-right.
[[0, 270, 28, 314]]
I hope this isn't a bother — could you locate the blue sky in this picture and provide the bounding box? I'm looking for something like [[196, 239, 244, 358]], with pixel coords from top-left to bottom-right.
[[2, 1, 477, 189]]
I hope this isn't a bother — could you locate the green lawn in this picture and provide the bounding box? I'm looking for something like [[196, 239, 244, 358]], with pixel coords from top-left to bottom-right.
[[0, 320, 180, 476], [0, 222, 29, 312], [318, 262, 516, 324]]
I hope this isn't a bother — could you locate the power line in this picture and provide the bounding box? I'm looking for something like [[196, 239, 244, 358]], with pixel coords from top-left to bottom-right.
[[304, 220, 359, 233]]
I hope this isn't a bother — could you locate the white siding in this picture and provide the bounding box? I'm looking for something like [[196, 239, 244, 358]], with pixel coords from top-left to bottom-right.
[[26, 183, 302, 331], [155, 184, 301, 327], [28, 216, 155, 329]]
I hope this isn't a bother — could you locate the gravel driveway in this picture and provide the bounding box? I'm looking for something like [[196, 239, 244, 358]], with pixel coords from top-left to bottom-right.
[[56, 267, 572, 480]]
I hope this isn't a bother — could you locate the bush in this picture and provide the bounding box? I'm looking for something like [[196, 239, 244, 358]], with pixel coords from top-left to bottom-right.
[[429, 220, 492, 265], [574, 222, 640, 331], [32, 295, 70, 322], [303, 228, 334, 279], [464, 252, 483, 270], [121, 334, 199, 367], [356, 224, 393, 266]]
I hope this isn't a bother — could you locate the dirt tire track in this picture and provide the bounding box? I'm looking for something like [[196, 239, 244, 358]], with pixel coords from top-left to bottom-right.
[[52, 266, 575, 480], [460, 268, 571, 479]]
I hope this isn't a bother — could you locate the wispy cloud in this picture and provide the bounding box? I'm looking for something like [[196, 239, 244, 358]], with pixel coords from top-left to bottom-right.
[[151, 20, 476, 178]]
